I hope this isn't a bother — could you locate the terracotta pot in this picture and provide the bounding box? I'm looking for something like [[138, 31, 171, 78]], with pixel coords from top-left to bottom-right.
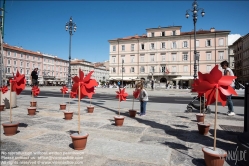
[[196, 113, 205, 122], [197, 122, 210, 135], [70, 133, 89, 150], [114, 116, 125, 126], [60, 104, 66, 110], [30, 101, 37, 107], [87, 106, 94, 113], [2, 122, 19, 136], [129, 109, 137, 117], [0, 105, 5, 111], [27, 107, 36, 115], [64, 111, 73, 120], [202, 147, 227, 166]]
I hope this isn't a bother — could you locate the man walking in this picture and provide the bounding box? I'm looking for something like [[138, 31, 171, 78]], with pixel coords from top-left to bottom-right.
[[30, 68, 38, 94], [220, 61, 235, 116]]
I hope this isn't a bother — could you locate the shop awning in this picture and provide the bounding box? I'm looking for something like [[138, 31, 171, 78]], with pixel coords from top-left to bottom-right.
[[172, 76, 194, 80], [108, 77, 137, 81]]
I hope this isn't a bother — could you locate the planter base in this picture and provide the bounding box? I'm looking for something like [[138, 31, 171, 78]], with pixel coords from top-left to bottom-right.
[[202, 147, 227, 166], [196, 113, 205, 122], [27, 107, 36, 115], [64, 111, 73, 120], [197, 122, 210, 135], [0, 104, 5, 111], [70, 133, 89, 150], [114, 116, 125, 126], [87, 106, 94, 113], [2, 122, 19, 136], [30, 101, 37, 107], [60, 104, 66, 110], [129, 109, 137, 117]]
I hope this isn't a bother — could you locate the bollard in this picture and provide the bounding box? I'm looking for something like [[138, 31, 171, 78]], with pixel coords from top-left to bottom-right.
[[244, 83, 249, 132]]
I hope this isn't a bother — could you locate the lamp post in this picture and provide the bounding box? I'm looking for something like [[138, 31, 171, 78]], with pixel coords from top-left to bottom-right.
[[121, 59, 124, 88], [65, 16, 77, 88], [185, 0, 205, 79], [196, 53, 200, 72]]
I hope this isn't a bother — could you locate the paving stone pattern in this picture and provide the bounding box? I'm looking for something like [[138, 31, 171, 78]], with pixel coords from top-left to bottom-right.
[[0, 95, 244, 166]]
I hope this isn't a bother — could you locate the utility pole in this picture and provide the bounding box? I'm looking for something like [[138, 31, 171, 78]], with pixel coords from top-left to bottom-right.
[[0, 0, 6, 86]]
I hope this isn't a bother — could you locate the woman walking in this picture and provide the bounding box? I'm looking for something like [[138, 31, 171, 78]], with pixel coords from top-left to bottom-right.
[[137, 83, 149, 116]]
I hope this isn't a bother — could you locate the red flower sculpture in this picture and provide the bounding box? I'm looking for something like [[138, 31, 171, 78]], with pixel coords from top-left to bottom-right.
[[60, 86, 68, 94], [71, 69, 98, 99], [10, 70, 26, 95], [116, 88, 128, 102], [0, 86, 8, 94], [194, 65, 237, 106], [70, 91, 77, 98], [32, 86, 40, 97], [133, 89, 140, 99], [192, 78, 204, 97]]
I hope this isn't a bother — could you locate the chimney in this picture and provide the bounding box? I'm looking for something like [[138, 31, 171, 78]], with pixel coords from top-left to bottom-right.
[[210, 27, 215, 32]]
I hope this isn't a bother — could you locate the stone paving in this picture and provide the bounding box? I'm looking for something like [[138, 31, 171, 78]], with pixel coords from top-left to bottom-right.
[[0, 93, 244, 166]]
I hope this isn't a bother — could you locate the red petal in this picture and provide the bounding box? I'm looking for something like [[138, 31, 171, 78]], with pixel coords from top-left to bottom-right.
[[72, 76, 80, 83], [195, 81, 214, 93], [85, 79, 98, 89], [79, 69, 84, 80], [208, 65, 222, 84], [83, 71, 94, 82], [206, 89, 216, 106], [217, 89, 227, 106], [218, 76, 237, 86]]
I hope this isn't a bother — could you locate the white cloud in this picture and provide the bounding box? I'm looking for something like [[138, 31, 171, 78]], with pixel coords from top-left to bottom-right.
[[228, 34, 241, 46]]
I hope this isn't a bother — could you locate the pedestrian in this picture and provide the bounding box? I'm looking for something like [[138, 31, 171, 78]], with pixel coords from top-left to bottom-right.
[[220, 60, 235, 116], [117, 81, 120, 88], [137, 83, 148, 116], [151, 80, 154, 90], [30, 68, 38, 95]]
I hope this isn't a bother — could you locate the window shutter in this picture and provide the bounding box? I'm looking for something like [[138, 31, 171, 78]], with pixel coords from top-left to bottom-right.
[[171, 42, 173, 48], [182, 41, 184, 48], [205, 40, 207, 46]]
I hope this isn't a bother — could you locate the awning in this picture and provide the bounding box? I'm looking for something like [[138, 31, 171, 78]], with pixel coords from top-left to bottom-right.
[[172, 76, 194, 80], [108, 77, 137, 81]]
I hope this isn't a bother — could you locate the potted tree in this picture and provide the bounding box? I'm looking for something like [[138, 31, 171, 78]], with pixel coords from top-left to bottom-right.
[[28, 85, 40, 115], [70, 69, 97, 150], [195, 65, 237, 166], [114, 88, 128, 126], [63, 91, 76, 120], [2, 70, 26, 136], [129, 88, 140, 117], [60, 86, 68, 110], [0, 85, 8, 111]]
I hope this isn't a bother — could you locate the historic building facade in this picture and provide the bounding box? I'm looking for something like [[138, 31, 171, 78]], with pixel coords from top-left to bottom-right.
[[2, 43, 69, 85], [108, 26, 230, 86]]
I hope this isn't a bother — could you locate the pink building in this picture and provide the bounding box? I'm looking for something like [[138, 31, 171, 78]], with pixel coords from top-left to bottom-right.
[[2, 43, 69, 85], [108, 26, 230, 88]]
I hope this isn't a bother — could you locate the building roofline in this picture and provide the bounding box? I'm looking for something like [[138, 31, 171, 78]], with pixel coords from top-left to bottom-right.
[[3, 43, 43, 56], [146, 26, 182, 30]]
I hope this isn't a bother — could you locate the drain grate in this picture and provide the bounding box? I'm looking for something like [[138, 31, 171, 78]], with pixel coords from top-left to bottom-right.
[[219, 125, 244, 133]]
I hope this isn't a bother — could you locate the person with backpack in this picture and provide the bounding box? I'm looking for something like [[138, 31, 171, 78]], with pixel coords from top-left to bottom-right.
[[137, 82, 148, 116], [220, 60, 235, 116]]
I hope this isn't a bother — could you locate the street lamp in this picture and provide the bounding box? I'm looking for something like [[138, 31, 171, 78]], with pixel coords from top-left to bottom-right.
[[185, 0, 205, 79], [121, 59, 124, 88], [196, 53, 200, 72], [65, 16, 77, 88]]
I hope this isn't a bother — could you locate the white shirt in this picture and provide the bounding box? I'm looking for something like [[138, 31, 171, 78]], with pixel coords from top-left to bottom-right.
[[224, 67, 235, 87]]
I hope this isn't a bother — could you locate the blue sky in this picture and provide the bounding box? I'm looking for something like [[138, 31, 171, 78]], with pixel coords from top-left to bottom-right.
[[2, 0, 249, 63]]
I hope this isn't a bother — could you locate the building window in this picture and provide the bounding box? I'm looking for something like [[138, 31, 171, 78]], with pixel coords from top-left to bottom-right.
[[20, 68, 23, 74], [7, 51, 11, 56], [113, 46, 116, 51], [172, 31, 176, 36], [33, 56, 35, 60], [122, 45, 125, 51], [207, 65, 211, 72], [14, 60, 16, 65], [26, 70, 29, 75], [140, 66, 145, 73], [141, 44, 145, 50], [172, 53, 177, 61], [150, 66, 155, 73], [130, 67, 135, 73], [161, 53, 166, 61], [27, 62, 29, 67], [206, 52, 212, 60], [206, 39, 211, 47], [183, 41, 188, 48], [172, 66, 176, 72], [161, 66, 165, 73], [184, 66, 188, 72], [20, 54, 23, 58], [7, 67, 10, 73], [121, 55, 125, 63], [121, 67, 125, 73], [131, 44, 134, 51], [112, 56, 116, 63], [162, 32, 165, 36], [172, 42, 177, 49], [140, 55, 144, 62], [27, 55, 29, 59], [130, 55, 135, 62], [161, 42, 165, 49], [13, 52, 16, 57], [151, 32, 154, 37], [20, 61, 23, 66], [183, 54, 188, 61], [219, 51, 224, 60], [8, 59, 11, 65], [196, 40, 199, 47], [151, 43, 155, 49], [38, 57, 40, 61], [150, 54, 155, 62], [219, 38, 224, 46]]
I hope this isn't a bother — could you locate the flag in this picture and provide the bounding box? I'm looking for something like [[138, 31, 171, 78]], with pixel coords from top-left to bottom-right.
[[165, 67, 170, 74]]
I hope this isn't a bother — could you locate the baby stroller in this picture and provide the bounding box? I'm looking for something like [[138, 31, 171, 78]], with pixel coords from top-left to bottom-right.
[[186, 95, 211, 114]]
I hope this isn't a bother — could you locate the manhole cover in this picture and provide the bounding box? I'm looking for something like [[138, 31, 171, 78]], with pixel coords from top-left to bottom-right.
[[219, 125, 244, 133]]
